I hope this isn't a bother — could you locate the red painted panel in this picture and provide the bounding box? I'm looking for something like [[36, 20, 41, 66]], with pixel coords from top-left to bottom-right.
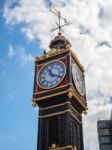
[[36, 57, 68, 93]]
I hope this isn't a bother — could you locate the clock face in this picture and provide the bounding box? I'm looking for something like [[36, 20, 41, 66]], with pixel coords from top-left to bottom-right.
[[72, 63, 85, 96], [37, 61, 66, 89]]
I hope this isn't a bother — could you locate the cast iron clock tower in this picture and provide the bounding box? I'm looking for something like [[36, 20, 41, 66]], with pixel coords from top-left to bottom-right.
[[32, 6, 88, 150]]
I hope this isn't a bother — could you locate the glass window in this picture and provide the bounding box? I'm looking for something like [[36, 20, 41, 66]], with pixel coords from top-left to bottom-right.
[[100, 129, 112, 135], [101, 137, 111, 144], [98, 121, 111, 128], [102, 145, 112, 150]]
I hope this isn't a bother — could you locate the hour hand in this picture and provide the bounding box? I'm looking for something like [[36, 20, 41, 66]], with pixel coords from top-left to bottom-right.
[[48, 69, 54, 77], [48, 69, 62, 78], [50, 70, 62, 78]]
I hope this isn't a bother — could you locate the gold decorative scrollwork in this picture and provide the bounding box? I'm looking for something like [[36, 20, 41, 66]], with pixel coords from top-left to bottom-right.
[[67, 91, 73, 99], [49, 144, 77, 150]]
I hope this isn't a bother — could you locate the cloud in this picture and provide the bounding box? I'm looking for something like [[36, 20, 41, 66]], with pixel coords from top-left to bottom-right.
[[3, 1, 112, 150], [83, 102, 112, 150], [8, 44, 34, 64], [98, 4, 112, 27], [8, 44, 16, 58], [96, 41, 111, 48]]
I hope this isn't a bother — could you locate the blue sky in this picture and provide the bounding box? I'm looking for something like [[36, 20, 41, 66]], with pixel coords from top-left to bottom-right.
[[0, 1, 43, 150], [0, 1, 112, 150]]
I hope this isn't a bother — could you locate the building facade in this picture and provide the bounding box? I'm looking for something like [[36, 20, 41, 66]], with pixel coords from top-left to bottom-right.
[[97, 114, 112, 150]]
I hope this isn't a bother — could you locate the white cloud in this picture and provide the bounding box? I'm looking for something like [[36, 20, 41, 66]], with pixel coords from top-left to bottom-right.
[[8, 44, 34, 64], [4, 1, 112, 150], [8, 44, 15, 58], [83, 102, 112, 150], [20, 53, 34, 63]]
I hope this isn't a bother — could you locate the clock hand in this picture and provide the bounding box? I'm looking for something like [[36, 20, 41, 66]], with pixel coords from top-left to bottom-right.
[[47, 69, 55, 77], [53, 74, 62, 78], [48, 68, 62, 78], [50, 69, 62, 78]]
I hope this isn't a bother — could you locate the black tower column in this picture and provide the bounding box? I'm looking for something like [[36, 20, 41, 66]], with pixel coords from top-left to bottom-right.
[[37, 98, 84, 150]]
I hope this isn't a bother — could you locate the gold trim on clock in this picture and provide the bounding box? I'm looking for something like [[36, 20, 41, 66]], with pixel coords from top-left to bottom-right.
[[49, 145, 77, 150], [32, 88, 87, 111], [39, 109, 82, 123], [33, 90, 67, 101], [35, 55, 67, 66], [67, 88, 87, 109], [39, 110, 71, 118], [39, 102, 68, 110], [35, 49, 67, 62], [33, 83, 70, 95], [39, 101, 81, 116], [35, 49, 84, 72]]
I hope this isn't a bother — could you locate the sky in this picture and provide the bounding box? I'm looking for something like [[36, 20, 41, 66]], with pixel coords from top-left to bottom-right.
[[0, 0, 112, 150]]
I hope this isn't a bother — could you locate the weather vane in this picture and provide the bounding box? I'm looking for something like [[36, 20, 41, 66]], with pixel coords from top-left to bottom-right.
[[50, 4, 71, 35]]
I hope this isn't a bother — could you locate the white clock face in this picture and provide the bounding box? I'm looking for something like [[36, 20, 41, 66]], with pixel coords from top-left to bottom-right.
[[72, 63, 85, 96], [37, 61, 66, 89]]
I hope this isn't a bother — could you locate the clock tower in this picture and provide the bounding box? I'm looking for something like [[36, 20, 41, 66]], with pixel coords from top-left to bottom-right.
[[32, 32, 88, 150], [32, 6, 87, 150]]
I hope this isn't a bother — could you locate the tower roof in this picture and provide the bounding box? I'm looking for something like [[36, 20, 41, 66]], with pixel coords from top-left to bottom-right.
[[49, 33, 71, 50]]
